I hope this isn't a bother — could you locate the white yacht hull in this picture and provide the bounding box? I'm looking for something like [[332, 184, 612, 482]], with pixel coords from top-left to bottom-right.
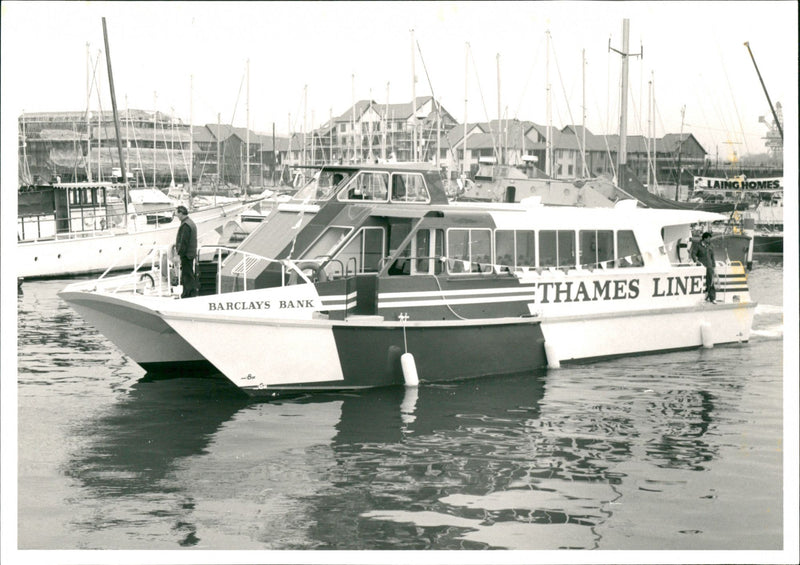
[[59, 282, 214, 375], [19, 200, 253, 279], [540, 301, 755, 364]]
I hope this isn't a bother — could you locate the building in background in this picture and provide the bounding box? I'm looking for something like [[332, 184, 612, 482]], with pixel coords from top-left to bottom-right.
[[22, 100, 751, 191]]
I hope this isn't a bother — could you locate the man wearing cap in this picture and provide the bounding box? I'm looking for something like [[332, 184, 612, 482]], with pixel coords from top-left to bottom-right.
[[175, 205, 198, 298], [691, 231, 717, 304]]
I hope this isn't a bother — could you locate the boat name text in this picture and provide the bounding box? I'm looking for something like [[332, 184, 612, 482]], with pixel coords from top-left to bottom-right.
[[207, 299, 315, 311], [534, 275, 705, 303]]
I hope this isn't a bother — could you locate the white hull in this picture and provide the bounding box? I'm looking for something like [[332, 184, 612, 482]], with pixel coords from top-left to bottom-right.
[[19, 200, 253, 279], [540, 302, 755, 363], [161, 314, 345, 390], [59, 280, 208, 372]]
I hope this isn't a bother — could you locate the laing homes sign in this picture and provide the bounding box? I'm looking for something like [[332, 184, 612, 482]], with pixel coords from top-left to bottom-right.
[[693, 176, 783, 192]]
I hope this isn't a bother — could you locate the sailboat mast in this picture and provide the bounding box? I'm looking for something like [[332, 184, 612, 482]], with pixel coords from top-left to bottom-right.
[[582, 49, 588, 177], [618, 19, 630, 189], [675, 105, 685, 201], [153, 92, 157, 187], [85, 43, 93, 182], [383, 83, 389, 161], [101, 17, 128, 213], [189, 75, 193, 195], [497, 53, 502, 164], [246, 59, 250, 188], [463, 43, 468, 180], [410, 28, 417, 162], [546, 30, 552, 177], [303, 84, 308, 167]]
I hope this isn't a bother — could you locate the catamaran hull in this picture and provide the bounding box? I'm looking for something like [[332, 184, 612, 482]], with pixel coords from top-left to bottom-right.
[[158, 313, 547, 396], [540, 301, 756, 364], [58, 288, 216, 376], [19, 201, 252, 280]]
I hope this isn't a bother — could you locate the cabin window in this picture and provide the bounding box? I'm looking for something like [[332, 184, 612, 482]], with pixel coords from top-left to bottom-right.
[[300, 226, 353, 262], [293, 170, 350, 202], [579, 230, 614, 268], [410, 228, 444, 275], [617, 230, 643, 267], [495, 230, 535, 271], [326, 226, 384, 278], [539, 230, 576, 269], [390, 173, 430, 203], [339, 171, 389, 201], [447, 228, 492, 274]]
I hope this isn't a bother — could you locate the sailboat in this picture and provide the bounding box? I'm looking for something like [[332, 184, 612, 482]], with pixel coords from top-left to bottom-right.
[[17, 19, 255, 281]]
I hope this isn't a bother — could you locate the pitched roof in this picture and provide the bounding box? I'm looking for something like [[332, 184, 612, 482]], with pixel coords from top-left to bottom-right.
[[660, 133, 706, 154]]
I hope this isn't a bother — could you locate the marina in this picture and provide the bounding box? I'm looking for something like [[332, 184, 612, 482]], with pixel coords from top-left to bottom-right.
[[4, 2, 796, 562], [15, 259, 785, 550]]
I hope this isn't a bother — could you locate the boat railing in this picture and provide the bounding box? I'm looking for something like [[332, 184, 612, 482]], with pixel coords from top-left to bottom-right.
[[196, 245, 323, 293]]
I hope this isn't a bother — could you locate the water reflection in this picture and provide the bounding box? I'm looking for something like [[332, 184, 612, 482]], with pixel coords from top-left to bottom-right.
[[63, 377, 248, 546], [288, 373, 617, 549]]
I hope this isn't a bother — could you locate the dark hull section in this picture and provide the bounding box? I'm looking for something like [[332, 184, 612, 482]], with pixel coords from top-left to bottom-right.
[[753, 234, 783, 254], [139, 359, 220, 378], [247, 319, 546, 396]]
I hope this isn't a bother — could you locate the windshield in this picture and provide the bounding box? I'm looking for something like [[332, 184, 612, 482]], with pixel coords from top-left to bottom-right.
[[291, 169, 352, 203]]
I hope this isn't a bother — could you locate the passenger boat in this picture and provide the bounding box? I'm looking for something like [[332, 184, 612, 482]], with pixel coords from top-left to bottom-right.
[[17, 181, 256, 280], [59, 163, 756, 396]]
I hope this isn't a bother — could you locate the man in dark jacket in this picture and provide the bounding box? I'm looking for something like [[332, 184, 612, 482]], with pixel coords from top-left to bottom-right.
[[175, 205, 198, 298], [691, 231, 716, 303]]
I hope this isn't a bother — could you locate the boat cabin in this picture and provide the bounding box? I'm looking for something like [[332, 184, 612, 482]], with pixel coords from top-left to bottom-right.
[[201, 163, 720, 320], [17, 182, 126, 241]]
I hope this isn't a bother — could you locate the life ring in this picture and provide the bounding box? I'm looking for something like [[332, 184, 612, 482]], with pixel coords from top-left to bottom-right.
[[287, 261, 327, 285], [138, 273, 155, 291]]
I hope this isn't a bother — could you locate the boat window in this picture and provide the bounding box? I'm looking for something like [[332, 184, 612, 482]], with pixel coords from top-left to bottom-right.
[[447, 228, 492, 274], [579, 230, 614, 269], [326, 226, 385, 278], [411, 228, 444, 275], [495, 230, 535, 271], [299, 226, 353, 262], [539, 230, 576, 269], [390, 173, 430, 203], [338, 171, 389, 201], [617, 230, 644, 267], [292, 169, 351, 202]]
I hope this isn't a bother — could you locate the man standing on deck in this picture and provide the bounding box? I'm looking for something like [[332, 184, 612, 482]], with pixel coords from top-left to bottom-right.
[[691, 231, 717, 303], [175, 205, 198, 298]]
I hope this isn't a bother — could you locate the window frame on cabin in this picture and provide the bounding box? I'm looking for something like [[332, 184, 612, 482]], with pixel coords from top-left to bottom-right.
[[446, 227, 493, 274]]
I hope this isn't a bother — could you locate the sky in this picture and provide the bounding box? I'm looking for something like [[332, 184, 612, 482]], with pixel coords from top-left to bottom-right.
[[1, 0, 797, 159]]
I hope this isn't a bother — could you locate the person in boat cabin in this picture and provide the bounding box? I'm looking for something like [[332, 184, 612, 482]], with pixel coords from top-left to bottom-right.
[[691, 231, 717, 304], [175, 205, 198, 298]]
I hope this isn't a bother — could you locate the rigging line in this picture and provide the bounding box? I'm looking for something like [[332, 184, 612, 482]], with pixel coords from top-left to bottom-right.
[[591, 96, 617, 181], [159, 117, 176, 183], [513, 34, 545, 119], [468, 45, 500, 162], [690, 78, 720, 159], [715, 42, 750, 155], [652, 100, 685, 184], [229, 69, 246, 129], [83, 53, 103, 176], [127, 117, 147, 188], [91, 52, 116, 182], [416, 40, 458, 165], [550, 34, 586, 172]]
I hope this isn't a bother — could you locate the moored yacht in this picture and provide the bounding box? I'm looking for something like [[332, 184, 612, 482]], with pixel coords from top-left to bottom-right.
[[18, 181, 256, 280], [60, 163, 756, 395]]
